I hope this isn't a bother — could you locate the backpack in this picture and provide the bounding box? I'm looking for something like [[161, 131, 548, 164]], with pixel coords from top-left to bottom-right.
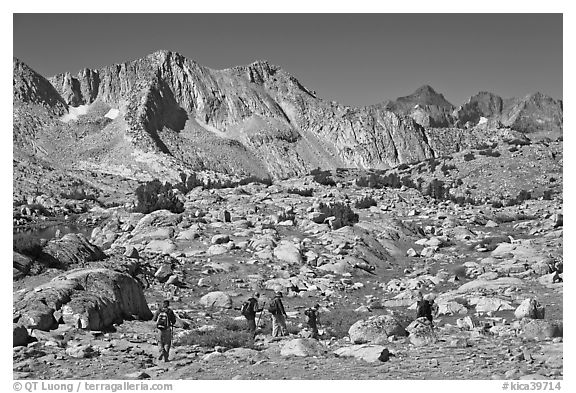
[[267, 300, 278, 315], [416, 300, 432, 321], [156, 310, 170, 330], [304, 308, 316, 323], [240, 300, 253, 316]]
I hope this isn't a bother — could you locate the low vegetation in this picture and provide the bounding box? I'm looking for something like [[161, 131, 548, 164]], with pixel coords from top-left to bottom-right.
[[13, 233, 44, 259], [179, 327, 255, 349], [318, 202, 359, 229], [310, 168, 336, 186], [134, 180, 185, 214], [286, 188, 314, 197], [354, 196, 377, 209]]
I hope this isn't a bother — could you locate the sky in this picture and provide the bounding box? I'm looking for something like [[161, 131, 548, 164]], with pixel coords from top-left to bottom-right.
[[13, 13, 563, 108]]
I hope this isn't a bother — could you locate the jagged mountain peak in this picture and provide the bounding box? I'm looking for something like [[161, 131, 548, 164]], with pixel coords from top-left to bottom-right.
[[414, 84, 438, 95], [398, 85, 454, 108], [13, 57, 68, 115]]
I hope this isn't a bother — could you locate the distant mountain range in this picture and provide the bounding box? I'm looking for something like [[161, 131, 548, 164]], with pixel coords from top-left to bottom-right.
[[12, 51, 563, 180]]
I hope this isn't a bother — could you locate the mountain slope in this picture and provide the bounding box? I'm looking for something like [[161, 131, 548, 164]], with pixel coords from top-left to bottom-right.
[[13, 51, 562, 182], [41, 51, 436, 178], [455, 91, 563, 134]]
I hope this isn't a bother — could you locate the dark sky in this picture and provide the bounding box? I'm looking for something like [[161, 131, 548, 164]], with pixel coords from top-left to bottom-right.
[[13, 13, 563, 107]]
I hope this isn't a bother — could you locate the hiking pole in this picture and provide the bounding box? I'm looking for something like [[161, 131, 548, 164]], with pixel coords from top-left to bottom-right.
[[254, 302, 266, 338]]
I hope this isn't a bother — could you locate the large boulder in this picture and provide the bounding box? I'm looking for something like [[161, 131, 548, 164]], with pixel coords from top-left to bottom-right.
[[455, 277, 525, 293], [133, 209, 182, 231], [13, 252, 33, 280], [437, 301, 468, 316], [280, 338, 326, 357], [273, 241, 302, 264], [14, 278, 79, 330], [406, 317, 437, 346], [61, 268, 152, 329], [128, 210, 181, 244], [469, 297, 514, 313], [200, 291, 232, 309], [348, 315, 407, 344], [515, 298, 545, 319], [43, 233, 105, 268], [520, 320, 562, 339], [143, 239, 176, 255], [334, 345, 390, 363], [14, 266, 152, 331]]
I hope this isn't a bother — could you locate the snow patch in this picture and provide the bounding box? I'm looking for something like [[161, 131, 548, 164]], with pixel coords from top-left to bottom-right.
[[478, 116, 488, 125], [105, 108, 120, 120], [60, 105, 90, 123]]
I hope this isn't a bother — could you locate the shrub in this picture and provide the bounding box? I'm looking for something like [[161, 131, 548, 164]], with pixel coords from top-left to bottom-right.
[[310, 168, 336, 186], [516, 189, 532, 202], [354, 196, 377, 209], [478, 149, 501, 157], [134, 180, 184, 214], [474, 142, 497, 150], [423, 179, 447, 200], [286, 188, 314, 197], [178, 327, 255, 349], [463, 152, 475, 162], [491, 200, 504, 208], [61, 188, 98, 201], [320, 310, 365, 339], [13, 233, 44, 259], [241, 176, 272, 186], [319, 202, 359, 229], [26, 203, 50, 216], [219, 317, 246, 332]]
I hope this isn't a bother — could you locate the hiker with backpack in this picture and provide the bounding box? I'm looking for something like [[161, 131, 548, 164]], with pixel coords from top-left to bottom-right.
[[415, 292, 437, 326], [304, 304, 320, 339], [152, 300, 177, 362], [268, 291, 288, 337], [241, 292, 264, 334]]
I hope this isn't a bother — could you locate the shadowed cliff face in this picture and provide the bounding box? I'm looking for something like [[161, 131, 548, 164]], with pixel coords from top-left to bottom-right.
[[13, 57, 68, 115]]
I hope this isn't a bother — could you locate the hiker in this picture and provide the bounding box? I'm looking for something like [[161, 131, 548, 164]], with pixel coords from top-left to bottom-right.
[[241, 292, 264, 334], [268, 291, 288, 337], [415, 292, 435, 324], [552, 260, 563, 283], [304, 304, 320, 339], [152, 300, 177, 362]]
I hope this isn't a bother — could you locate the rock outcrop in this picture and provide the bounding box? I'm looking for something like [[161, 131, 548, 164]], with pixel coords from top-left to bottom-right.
[[43, 233, 106, 268], [13, 57, 68, 115], [348, 315, 407, 344], [13, 262, 152, 331], [14, 52, 562, 181], [455, 91, 562, 133]]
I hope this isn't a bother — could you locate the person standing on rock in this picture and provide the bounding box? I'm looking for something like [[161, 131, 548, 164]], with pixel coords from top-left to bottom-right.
[[304, 304, 320, 339], [241, 292, 264, 334], [268, 291, 288, 337], [153, 300, 177, 362]]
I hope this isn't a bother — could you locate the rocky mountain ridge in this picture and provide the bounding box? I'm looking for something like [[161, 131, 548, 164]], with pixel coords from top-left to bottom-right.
[[14, 51, 562, 181]]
